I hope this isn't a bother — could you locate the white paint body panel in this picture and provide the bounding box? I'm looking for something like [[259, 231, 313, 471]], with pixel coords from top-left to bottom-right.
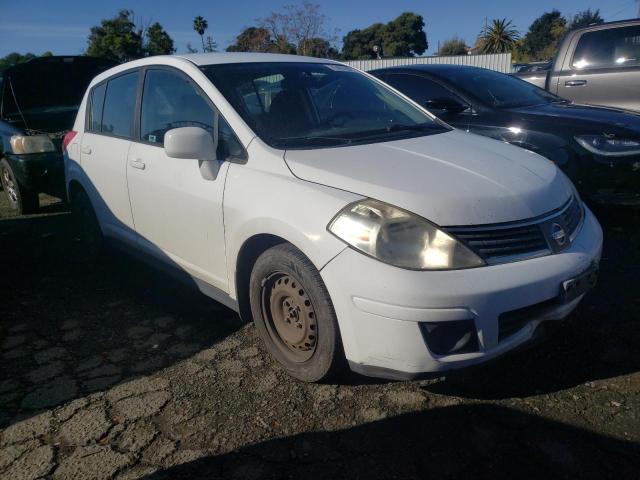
[[126, 142, 230, 290], [64, 53, 603, 379], [78, 133, 136, 245], [285, 130, 573, 226]]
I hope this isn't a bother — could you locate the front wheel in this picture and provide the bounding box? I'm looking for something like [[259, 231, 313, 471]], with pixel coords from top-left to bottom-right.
[[0, 158, 39, 214], [249, 243, 344, 382]]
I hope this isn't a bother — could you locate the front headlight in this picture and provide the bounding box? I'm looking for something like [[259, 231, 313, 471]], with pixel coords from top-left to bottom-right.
[[328, 199, 485, 270], [575, 135, 640, 157], [10, 135, 56, 154]]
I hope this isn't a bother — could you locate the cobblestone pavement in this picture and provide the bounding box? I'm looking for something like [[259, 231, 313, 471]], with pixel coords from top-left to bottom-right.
[[0, 199, 639, 479]]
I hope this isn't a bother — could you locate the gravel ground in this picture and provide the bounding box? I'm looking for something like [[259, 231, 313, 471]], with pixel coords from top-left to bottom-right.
[[0, 193, 639, 479]]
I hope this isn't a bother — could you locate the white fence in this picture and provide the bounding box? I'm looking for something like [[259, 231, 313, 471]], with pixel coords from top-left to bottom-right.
[[344, 53, 512, 73]]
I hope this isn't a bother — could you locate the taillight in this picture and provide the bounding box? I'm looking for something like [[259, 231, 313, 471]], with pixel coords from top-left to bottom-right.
[[62, 130, 77, 152]]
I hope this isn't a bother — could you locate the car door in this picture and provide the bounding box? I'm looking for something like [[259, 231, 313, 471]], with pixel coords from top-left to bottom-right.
[[126, 67, 243, 292], [556, 25, 640, 111], [80, 70, 139, 245]]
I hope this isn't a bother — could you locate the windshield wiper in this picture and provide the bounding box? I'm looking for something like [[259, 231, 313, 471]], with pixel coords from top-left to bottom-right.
[[385, 123, 438, 132], [271, 135, 353, 148], [353, 123, 444, 140]]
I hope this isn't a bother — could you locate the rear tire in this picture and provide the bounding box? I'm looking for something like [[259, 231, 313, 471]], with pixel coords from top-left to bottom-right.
[[249, 243, 345, 382], [0, 158, 39, 214], [71, 188, 103, 262]]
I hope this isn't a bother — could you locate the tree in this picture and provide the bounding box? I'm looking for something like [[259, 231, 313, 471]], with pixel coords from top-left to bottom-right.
[[299, 37, 339, 58], [226, 27, 276, 52], [0, 52, 36, 74], [145, 22, 175, 56], [341, 12, 427, 60], [204, 36, 218, 53], [567, 9, 604, 31], [382, 12, 428, 58], [86, 11, 175, 61], [342, 23, 386, 59], [186, 43, 198, 53], [193, 16, 208, 52], [86, 10, 145, 62], [518, 10, 566, 61], [258, 2, 335, 56], [479, 18, 519, 54], [438, 37, 468, 56]]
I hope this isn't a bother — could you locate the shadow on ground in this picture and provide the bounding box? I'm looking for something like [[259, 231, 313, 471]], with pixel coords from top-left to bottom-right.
[[144, 403, 640, 480], [0, 212, 242, 429]]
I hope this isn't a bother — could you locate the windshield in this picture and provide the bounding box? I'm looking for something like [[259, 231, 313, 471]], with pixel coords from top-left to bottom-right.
[[445, 68, 560, 109], [202, 62, 448, 149]]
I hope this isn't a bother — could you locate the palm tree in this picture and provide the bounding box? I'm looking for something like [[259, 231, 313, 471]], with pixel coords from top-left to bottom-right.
[[479, 18, 519, 54], [193, 16, 208, 52]]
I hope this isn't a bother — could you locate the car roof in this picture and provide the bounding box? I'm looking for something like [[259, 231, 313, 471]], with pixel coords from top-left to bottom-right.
[[89, 52, 345, 87], [370, 64, 488, 77], [175, 52, 341, 66], [3, 55, 117, 77]]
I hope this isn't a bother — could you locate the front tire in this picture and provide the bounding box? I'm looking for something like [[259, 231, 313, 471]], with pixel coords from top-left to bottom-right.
[[0, 158, 39, 214], [249, 243, 344, 382]]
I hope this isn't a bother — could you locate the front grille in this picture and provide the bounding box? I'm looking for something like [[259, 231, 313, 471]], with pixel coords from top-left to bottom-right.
[[447, 224, 548, 259], [558, 196, 583, 241], [445, 197, 583, 264]]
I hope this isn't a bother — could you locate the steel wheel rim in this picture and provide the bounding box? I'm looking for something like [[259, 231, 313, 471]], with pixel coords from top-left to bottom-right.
[[260, 272, 318, 363], [1, 167, 18, 204]]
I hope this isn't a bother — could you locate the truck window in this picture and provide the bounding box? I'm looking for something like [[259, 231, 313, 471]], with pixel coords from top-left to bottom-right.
[[572, 25, 640, 70]]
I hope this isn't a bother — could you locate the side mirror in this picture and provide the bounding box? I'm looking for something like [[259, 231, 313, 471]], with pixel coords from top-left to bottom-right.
[[425, 97, 468, 115], [165, 126, 220, 180]]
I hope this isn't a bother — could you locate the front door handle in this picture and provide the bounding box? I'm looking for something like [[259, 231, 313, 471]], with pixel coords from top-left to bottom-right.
[[565, 80, 587, 87], [129, 159, 146, 170], [81, 145, 91, 154]]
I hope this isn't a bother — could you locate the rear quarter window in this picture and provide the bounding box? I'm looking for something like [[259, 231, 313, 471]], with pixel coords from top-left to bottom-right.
[[89, 83, 106, 132]]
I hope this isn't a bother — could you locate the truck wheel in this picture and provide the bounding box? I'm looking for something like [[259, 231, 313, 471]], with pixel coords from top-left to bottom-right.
[[249, 243, 345, 382], [0, 158, 39, 214], [71, 189, 103, 261]]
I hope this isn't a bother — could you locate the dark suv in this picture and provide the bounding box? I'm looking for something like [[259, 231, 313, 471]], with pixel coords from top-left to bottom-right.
[[0, 56, 115, 213]]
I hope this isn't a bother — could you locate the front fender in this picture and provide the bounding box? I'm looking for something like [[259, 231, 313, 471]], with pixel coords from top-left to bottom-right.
[[223, 154, 361, 300]]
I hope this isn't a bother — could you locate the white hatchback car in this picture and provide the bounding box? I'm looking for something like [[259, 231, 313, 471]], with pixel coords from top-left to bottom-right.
[[64, 53, 603, 382]]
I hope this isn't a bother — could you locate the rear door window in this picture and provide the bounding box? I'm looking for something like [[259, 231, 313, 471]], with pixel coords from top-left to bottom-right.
[[101, 72, 138, 138], [572, 25, 640, 70]]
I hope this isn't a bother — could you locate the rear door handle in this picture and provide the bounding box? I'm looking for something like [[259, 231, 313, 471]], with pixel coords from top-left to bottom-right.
[[129, 159, 146, 170], [565, 80, 587, 87], [81, 145, 91, 154]]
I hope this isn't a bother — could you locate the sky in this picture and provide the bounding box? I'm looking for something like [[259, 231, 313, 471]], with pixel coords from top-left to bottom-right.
[[0, 0, 638, 57]]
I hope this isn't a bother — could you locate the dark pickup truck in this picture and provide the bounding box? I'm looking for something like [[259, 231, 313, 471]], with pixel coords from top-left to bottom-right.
[[0, 56, 115, 214], [515, 19, 640, 112]]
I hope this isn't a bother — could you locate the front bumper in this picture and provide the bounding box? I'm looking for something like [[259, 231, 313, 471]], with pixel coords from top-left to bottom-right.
[[579, 154, 640, 207], [5, 152, 65, 196], [321, 206, 603, 379]]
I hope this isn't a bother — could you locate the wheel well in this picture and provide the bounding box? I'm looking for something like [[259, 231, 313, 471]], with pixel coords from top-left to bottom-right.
[[67, 180, 85, 202], [235, 234, 287, 323]]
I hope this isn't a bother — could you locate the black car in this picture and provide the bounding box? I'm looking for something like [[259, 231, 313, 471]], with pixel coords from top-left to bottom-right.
[[371, 65, 640, 207], [0, 56, 116, 213]]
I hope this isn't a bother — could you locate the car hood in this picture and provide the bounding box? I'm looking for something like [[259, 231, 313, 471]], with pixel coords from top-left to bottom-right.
[[284, 130, 572, 226], [510, 102, 640, 136]]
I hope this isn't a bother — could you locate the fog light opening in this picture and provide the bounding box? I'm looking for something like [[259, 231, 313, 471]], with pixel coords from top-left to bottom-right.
[[419, 320, 479, 356]]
